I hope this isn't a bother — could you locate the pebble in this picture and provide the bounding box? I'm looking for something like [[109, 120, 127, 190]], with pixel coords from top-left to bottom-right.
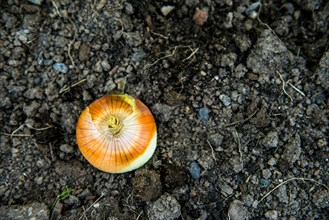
[[267, 157, 277, 166], [93, 61, 103, 73], [101, 60, 111, 71], [131, 50, 146, 61], [0, 202, 49, 220], [77, 188, 93, 200], [147, 193, 181, 220], [53, 63, 68, 73], [79, 43, 90, 61], [35, 176, 44, 185], [262, 131, 279, 148], [229, 156, 243, 173], [282, 134, 301, 165], [28, 0, 43, 5], [228, 200, 249, 220], [189, 161, 201, 180], [262, 169, 272, 179], [312, 189, 329, 208], [198, 107, 210, 123], [259, 179, 270, 186], [59, 144, 74, 154], [219, 94, 231, 106], [64, 195, 81, 208], [161, 6, 175, 16], [265, 210, 278, 220]]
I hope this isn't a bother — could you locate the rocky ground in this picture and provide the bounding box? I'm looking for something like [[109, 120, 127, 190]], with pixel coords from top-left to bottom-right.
[[0, 0, 328, 219]]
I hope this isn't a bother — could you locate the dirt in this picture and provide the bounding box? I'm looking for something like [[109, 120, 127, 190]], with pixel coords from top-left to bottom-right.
[[0, 0, 328, 219]]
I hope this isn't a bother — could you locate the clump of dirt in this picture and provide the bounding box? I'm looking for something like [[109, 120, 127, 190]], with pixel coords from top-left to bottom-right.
[[0, 0, 328, 219]]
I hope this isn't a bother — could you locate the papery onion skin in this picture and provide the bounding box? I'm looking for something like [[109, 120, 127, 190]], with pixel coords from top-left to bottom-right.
[[76, 94, 157, 173]]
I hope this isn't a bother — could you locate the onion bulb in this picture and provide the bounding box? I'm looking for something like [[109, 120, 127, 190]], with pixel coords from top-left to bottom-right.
[[76, 94, 157, 173]]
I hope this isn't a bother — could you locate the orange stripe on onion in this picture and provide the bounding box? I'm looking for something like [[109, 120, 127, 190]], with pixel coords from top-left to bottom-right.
[[76, 94, 157, 173]]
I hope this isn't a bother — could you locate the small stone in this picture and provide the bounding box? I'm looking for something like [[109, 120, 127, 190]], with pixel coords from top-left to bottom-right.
[[259, 179, 270, 186], [131, 50, 146, 61], [228, 200, 249, 220], [189, 161, 201, 180], [53, 63, 68, 73], [276, 184, 289, 204], [245, 2, 261, 19], [43, 59, 53, 65], [93, 61, 103, 73], [200, 70, 207, 76], [153, 103, 174, 122], [161, 6, 175, 16], [198, 107, 210, 123], [59, 144, 74, 154], [147, 193, 181, 220], [262, 131, 279, 148], [79, 43, 90, 61], [101, 60, 111, 71], [64, 195, 81, 208], [125, 3, 134, 14], [312, 189, 329, 208], [265, 210, 278, 220], [78, 189, 93, 200], [282, 134, 301, 165], [268, 157, 277, 166], [50, 202, 63, 220], [262, 169, 272, 179], [229, 156, 243, 173], [35, 176, 44, 185], [0, 202, 49, 220], [208, 133, 224, 149], [219, 182, 234, 197], [28, 0, 43, 5], [219, 94, 231, 106]]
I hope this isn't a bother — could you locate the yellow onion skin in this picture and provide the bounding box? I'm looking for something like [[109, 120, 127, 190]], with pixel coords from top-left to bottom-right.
[[76, 94, 157, 173]]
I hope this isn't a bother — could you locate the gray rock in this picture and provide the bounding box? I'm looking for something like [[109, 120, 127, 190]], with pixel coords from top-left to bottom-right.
[[229, 156, 243, 173], [101, 60, 111, 71], [79, 43, 91, 61], [262, 169, 272, 179], [35, 176, 44, 185], [262, 131, 279, 148], [208, 133, 224, 149], [147, 193, 181, 220], [315, 50, 329, 89], [60, 144, 75, 154], [0, 202, 49, 220], [28, 0, 43, 5], [153, 103, 174, 122], [275, 184, 289, 204], [93, 61, 103, 73], [282, 133, 301, 165], [189, 161, 201, 180], [228, 200, 249, 220], [265, 210, 278, 220], [312, 189, 329, 208], [53, 63, 68, 73], [198, 107, 210, 123], [247, 29, 294, 76], [123, 32, 142, 47], [219, 94, 232, 106], [218, 181, 234, 197], [23, 101, 40, 117], [64, 195, 81, 208]]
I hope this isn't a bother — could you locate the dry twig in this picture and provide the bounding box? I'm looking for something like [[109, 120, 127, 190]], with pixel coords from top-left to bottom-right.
[[254, 177, 328, 208], [277, 71, 293, 102]]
